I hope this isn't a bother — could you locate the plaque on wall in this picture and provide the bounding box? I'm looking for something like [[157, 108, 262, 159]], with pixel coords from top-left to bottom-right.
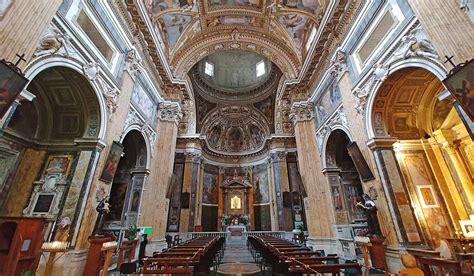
[[346, 142, 375, 182], [32, 194, 54, 213]]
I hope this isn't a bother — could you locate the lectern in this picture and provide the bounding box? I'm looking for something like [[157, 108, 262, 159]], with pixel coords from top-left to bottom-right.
[[0, 217, 46, 276]]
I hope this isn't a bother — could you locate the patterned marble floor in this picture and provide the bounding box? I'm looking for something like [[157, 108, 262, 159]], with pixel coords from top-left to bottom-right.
[[216, 236, 261, 276]]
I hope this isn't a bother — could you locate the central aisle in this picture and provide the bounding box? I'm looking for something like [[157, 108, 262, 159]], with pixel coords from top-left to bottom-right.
[[217, 236, 261, 275]]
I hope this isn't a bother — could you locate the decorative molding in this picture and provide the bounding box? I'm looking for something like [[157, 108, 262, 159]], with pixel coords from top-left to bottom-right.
[[158, 101, 183, 125], [34, 23, 71, 58], [289, 101, 314, 124], [329, 49, 347, 81], [315, 106, 348, 152], [125, 49, 142, 79]]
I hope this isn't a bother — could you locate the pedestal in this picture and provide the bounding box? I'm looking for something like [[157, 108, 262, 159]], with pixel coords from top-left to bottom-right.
[[83, 236, 114, 276], [369, 236, 387, 271]]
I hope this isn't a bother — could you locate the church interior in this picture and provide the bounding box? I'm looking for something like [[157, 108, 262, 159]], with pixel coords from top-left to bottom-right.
[[0, 0, 473, 275]]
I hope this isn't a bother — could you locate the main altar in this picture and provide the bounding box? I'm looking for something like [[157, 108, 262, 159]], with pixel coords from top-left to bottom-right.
[[220, 170, 253, 234]]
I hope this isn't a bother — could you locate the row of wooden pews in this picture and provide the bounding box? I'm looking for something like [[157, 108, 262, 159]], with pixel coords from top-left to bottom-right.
[[140, 236, 225, 275], [248, 235, 362, 275]]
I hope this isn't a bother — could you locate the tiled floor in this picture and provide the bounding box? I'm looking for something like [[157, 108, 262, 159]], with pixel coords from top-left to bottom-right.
[[216, 237, 261, 276]]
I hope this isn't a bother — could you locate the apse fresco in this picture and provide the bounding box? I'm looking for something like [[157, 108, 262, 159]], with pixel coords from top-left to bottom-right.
[[227, 127, 245, 151], [160, 14, 192, 47], [278, 14, 307, 47], [203, 172, 219, 204], [208, 0, 260, 8], [280, 0, 326, 15], [253, 164, 269, 203]]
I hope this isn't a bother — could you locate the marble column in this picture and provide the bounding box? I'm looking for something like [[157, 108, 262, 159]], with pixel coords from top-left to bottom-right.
[[407, 0, 474, 67], [75, 64, 137, 250], [432, 130, 474, 214], [367, 138, 422, 245], [337, 67, 399, 246], [194, 160, 205, 228], [267, 158, 279, 230], [217, 167, 224, 229], [140, 102, 181, 243], [248, 166, 255, 230], [0, 0, 62, 69], [290, 102, 335, 246]]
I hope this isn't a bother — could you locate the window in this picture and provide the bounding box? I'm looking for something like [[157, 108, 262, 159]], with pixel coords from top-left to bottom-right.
[[205, 61, 214, 76], [256, 60, 265, 77]]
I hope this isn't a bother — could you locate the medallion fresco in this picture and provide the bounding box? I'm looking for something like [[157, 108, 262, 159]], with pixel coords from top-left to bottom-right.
[[207, 16, 261, 27], [159, 14, 192, 47], [278, 14, 308, 47], [279, 0, 326, 15]]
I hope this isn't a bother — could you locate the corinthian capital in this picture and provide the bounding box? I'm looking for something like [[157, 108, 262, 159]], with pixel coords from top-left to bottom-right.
[[289, 101, 314, 124], [158, 101, 183, 125]]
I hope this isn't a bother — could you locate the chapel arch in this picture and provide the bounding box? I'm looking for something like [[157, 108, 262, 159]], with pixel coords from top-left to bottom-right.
[[324, 129, 366, 225], [370, 66, 474, 249], [0, 66, 103, 243], [104, 130, 149, 238]]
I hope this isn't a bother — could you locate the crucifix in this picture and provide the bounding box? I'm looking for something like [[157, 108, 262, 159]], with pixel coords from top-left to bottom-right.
[[14, 53, 26, 67]]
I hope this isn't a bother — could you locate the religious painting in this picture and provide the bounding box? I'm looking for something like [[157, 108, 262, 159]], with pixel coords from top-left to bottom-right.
[[249, 124, 264, 148], [278, 14, 307, 47], [331, 186, 343, 211], [344, 184, 365, 221], [100, 141, 124, 183], [0, 60, 29, 118], [443, 59, 474, 121], [416, 185, 439, 208], [203, 172, 218, 204], [151, 0, 196, 13], [130, 191, 140, 212], [460, 220, 474, 238], [208, 16, 260, 27], [42, 155, 74, 177], [280, 0, 326, 15], [107, 182, 128, 221], [227, 127, 244, 151], [231, 195, 241, 209], [253, 96, 273, 122], [208, 0, 260, 8], [160, 14, 192, 48], [253, 164, 269, 203], [346, 142, 375, 181], [207, 125, 222, 148], [131, 83, 156, 123]]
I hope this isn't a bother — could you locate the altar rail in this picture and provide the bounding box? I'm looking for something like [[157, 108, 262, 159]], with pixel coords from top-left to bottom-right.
[[166, 231, 290, 241]]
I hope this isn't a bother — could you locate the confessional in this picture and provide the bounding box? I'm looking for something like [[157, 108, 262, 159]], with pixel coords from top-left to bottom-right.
[[0, 217, 46, 276]]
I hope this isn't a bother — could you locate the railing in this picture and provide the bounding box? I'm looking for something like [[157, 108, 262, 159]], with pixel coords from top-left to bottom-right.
[[166, 231, 291, 241]]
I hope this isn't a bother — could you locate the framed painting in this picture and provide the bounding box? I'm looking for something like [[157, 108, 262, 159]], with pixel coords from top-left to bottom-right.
[[416, 185, 439, 208], [0, 60, 29, 118], [460, 220, 474, 238], [99, 141, 123, 183], [346, 142, 375, 181], [443, 59, 474, 121]]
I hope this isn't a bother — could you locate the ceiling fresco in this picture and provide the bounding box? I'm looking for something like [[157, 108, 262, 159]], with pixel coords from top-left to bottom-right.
[[147, 0, 328, 64]]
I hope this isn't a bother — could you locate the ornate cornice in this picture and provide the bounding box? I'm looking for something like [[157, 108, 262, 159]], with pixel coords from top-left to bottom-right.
[[289, 101, 314, 124], [158, 102, 183, 125]]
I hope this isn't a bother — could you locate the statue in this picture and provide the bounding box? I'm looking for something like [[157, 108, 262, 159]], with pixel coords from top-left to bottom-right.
[[357, 193, 382, 236], [92, 196, 111, 236]]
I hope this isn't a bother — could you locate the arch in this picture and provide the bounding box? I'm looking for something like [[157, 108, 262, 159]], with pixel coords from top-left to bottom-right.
[[170, 29, 301, 80], [22, 56, 108, 139], [106, 130, 148, 234], [120, 126, 152, 170], [365, 58, 448, 139], [320, 125, 353, 169], [323, 129, 353, 169]]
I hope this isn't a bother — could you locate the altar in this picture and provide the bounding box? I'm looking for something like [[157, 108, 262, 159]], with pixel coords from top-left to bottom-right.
[[226, 225, 247, 236]]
